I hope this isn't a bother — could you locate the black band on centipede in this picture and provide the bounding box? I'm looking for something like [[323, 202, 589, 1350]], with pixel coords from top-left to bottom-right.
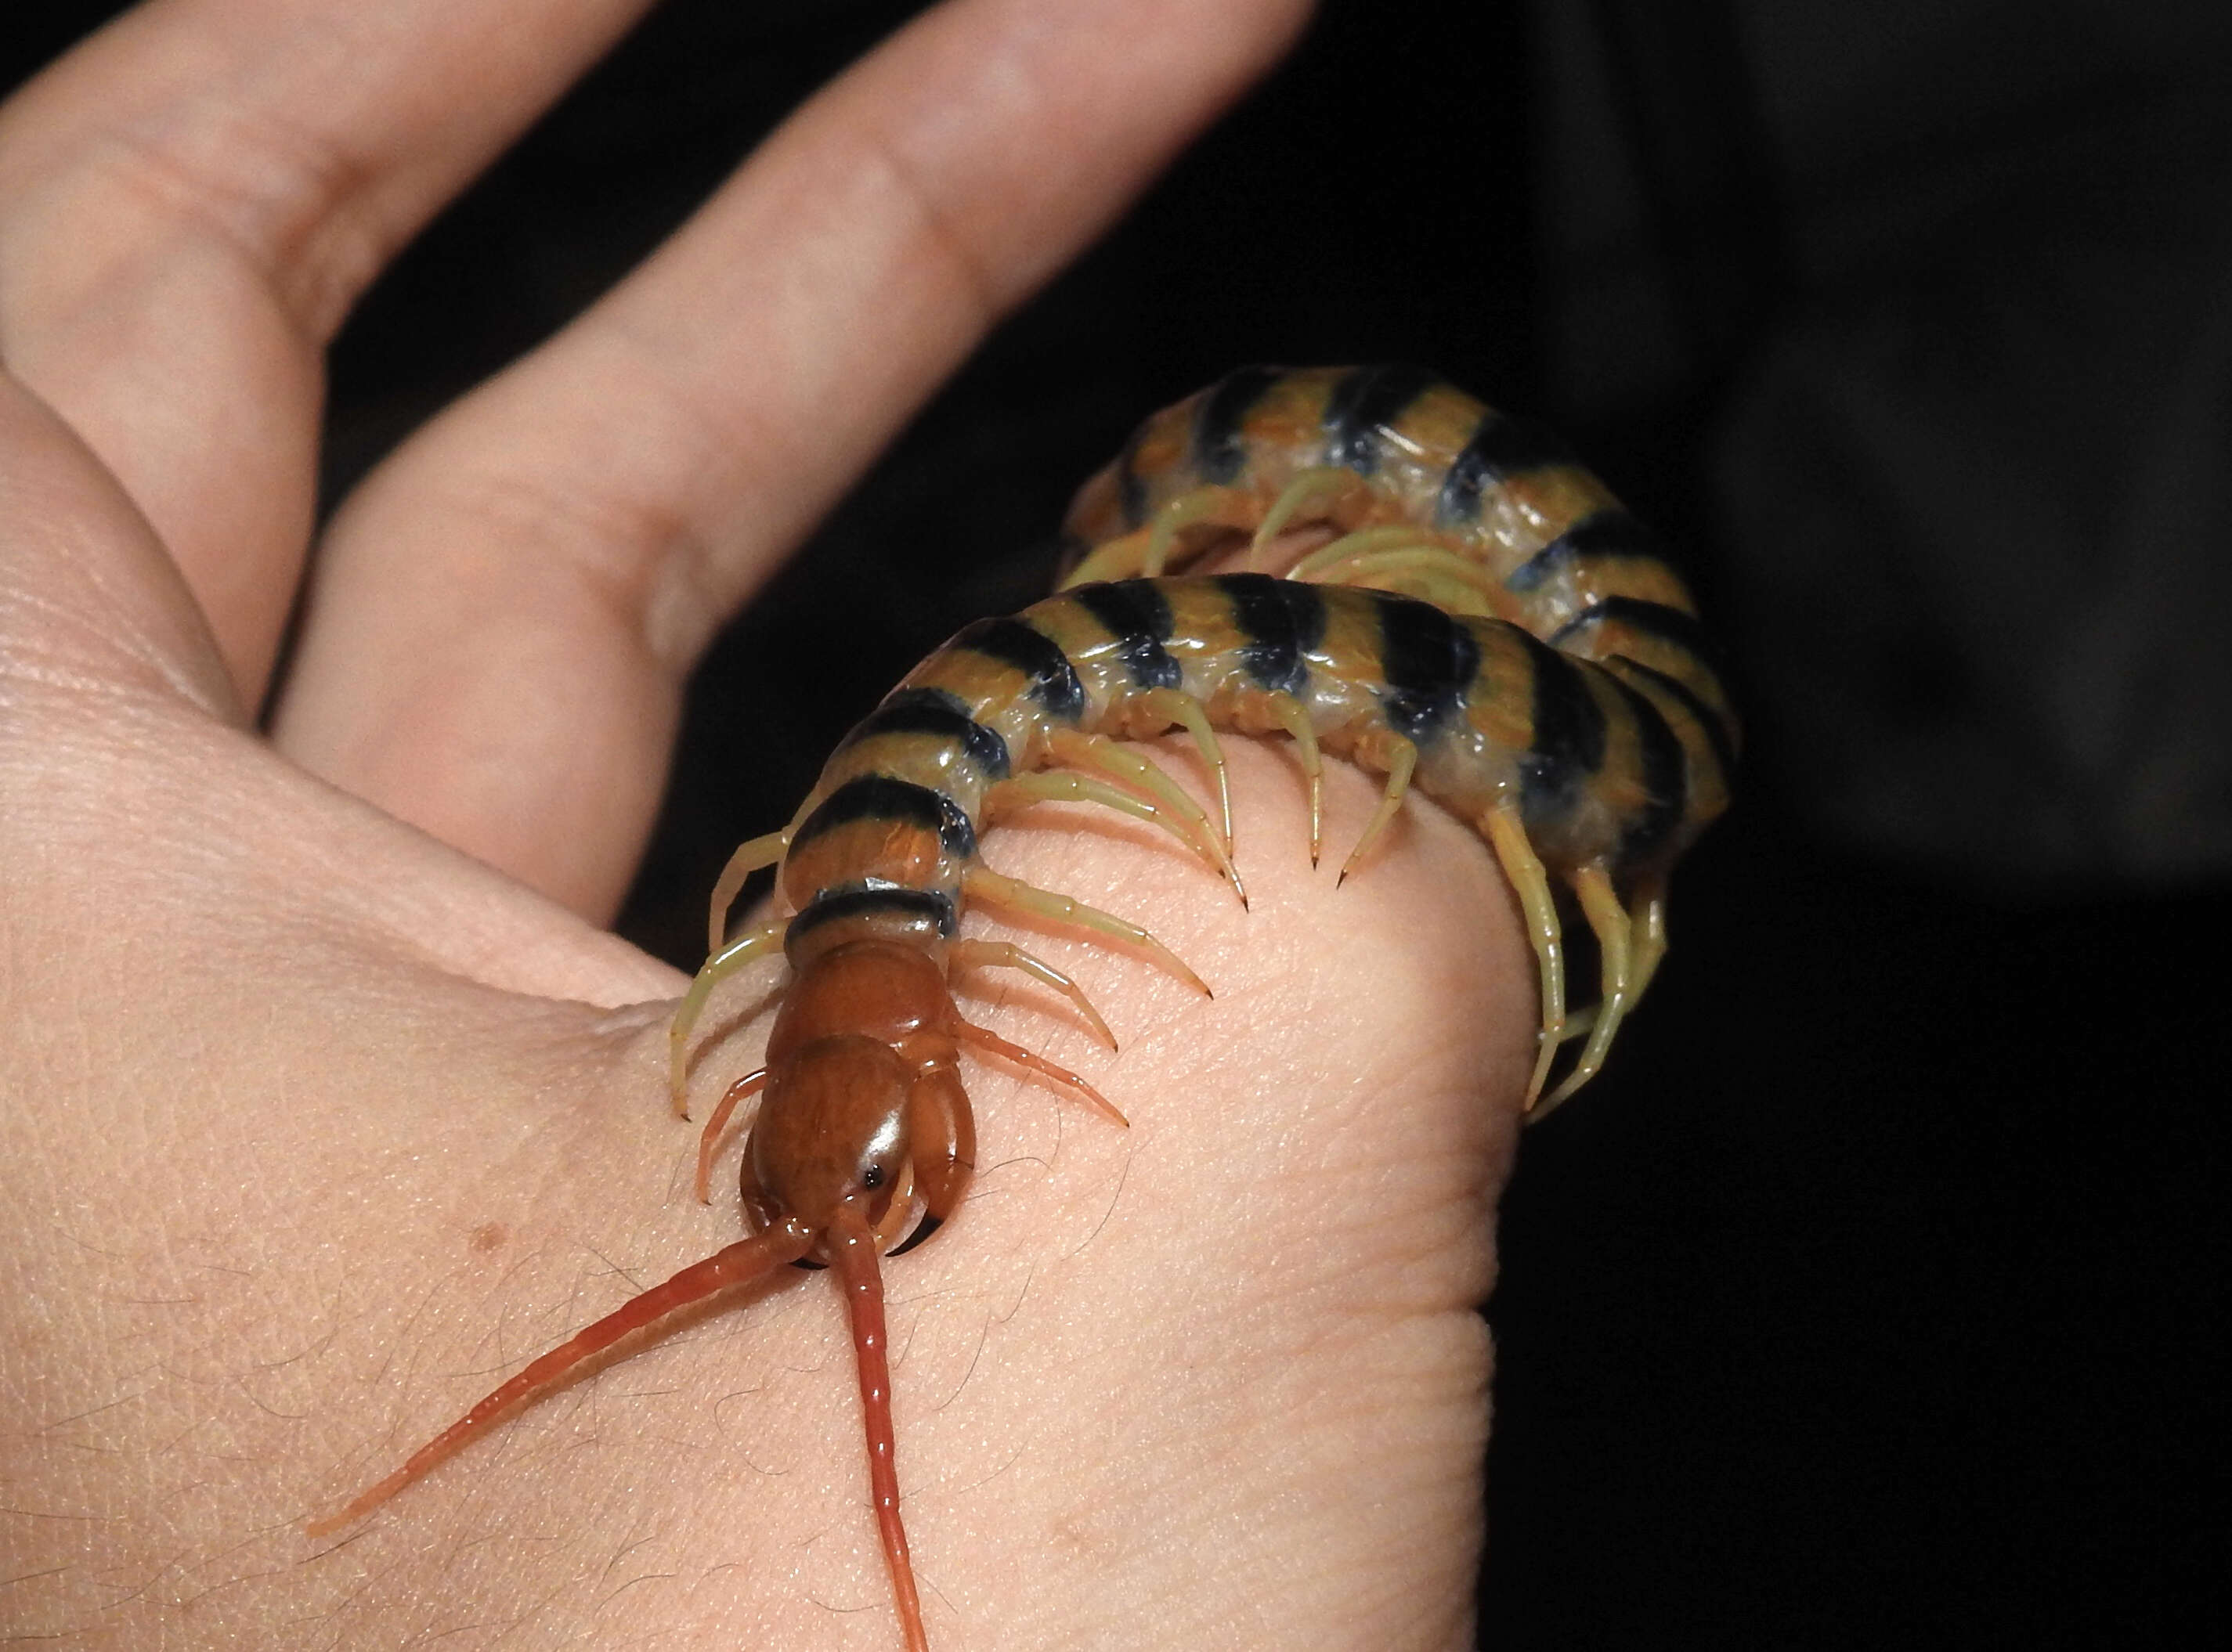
[[948, 616, 1086, 721], [788, 885, 959, 945], [1216, 571, 1325, 697], [1603, 656, 1740, 785], [1507, 510, 1667, 594], [1069, 580, 1183, 690], [1190, 365, 1284, 484], [791, 776, 977, 860], [1436, 410, 1578, 526], [1549, 595, 1723, 673], [1606, 676, 1688, 866], [1323, 363, 1438, 473], [1374, 592, 1482, 742], [1517, 633, 1609, 828], [842, 687, 1011, 780]]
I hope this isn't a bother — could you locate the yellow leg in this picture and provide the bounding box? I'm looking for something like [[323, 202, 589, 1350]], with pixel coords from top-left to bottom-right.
[[1322, 546, 1501, 605], [1063, 530, 1150, 586], [706, 828, 789, 958], [1143, 485, 1244, 577], [1629, 887, 1669, 1001], [963, 865, 1211, 998], [1536, 862, 1633, 1117], [1485, 806, 1566, 1109], [1264, 691, 1324, 865], [948, 938, 1118, 1050], [1045, 727, 1243, 905], [1248, 467, 1370, 568], [669, 920, 786, 1116], [986, 770, 1227, 889], [1288, 526, 1439, 583], [1136, 686, 1234, 853], [1336, 736, 1418, 886]]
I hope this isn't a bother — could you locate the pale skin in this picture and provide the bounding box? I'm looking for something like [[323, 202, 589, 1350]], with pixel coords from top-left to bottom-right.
[[0, 2, 1539, 1648]]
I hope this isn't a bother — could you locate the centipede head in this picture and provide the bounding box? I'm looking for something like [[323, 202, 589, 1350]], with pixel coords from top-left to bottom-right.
[[745, 1032, 919, 1257]]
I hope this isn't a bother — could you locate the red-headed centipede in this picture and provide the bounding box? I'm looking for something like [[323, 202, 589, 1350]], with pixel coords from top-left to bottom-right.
[[312, 365, 1735, 1651]]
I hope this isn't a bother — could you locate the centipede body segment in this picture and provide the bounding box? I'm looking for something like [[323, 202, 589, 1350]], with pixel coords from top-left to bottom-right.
[[316, 366, 1735, 1650]]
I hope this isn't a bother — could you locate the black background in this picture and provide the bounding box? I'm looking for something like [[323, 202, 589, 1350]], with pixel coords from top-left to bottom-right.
[[5, 2, 2222, 1645]]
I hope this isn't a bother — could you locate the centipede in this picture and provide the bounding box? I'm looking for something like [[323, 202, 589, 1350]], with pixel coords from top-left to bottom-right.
[[312, 365, 1735, 1651]]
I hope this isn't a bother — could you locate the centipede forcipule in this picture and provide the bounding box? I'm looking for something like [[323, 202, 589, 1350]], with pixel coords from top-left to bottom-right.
[[312, 367, 1732, 1650]]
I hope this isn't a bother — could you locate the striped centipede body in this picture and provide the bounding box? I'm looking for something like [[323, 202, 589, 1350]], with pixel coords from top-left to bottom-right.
[[315, 366, 1734, 1651]]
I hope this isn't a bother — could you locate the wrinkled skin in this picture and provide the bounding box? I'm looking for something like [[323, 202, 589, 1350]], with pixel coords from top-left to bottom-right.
[[0, 2, 1534, 1647]]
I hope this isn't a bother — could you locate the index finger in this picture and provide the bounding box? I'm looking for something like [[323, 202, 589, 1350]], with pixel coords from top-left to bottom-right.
[[273, 0, 1314, 921], [0, 0, 662, 702]]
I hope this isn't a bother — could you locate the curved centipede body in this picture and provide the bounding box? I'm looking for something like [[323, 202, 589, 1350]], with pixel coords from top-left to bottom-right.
[[314, 366, 1735, 1652]]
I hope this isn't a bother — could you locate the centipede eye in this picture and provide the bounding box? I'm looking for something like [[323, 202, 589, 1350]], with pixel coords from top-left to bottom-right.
[[862, 1164, 886, 1190]]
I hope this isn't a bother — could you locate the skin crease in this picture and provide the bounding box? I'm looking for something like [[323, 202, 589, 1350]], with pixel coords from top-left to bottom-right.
[[0, 2, 1538, 1648]]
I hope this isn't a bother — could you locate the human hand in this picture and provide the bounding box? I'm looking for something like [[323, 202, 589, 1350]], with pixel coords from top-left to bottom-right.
[[0, 2, 1533, 1647]]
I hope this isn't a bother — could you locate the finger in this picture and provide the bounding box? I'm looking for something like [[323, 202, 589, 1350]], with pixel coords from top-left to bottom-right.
[[0, 0, 659, 703], [0, 366, 237, 722], [273, 0, 1313, 922]]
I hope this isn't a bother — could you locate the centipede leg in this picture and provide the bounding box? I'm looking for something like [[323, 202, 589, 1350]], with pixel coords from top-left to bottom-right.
[[1536, 863, 1634, 1115], [948, 938, 1118, 1049], [705, 829, 788, 958], [1264, 691, 1325, 864], [1629, 885, 1669, 1001], [962, 864, 1211, 998], [1288, 526, 1440, 583], [694, 1067, 767, 1203], [1486, 806, 1566, 1109], [1062, 530, 1151, 586], [1143, 485, 1253, 576], [1321, 546, 1505, 619], [669, 920, 786, 1115], [1249, 466, 1372, 568], [952, 1018, 1128, 1126], [1134, 687, 1234, 854], [1044, 727, 1244, 904], [1336, 736, 1418, 886], [984, 770, 1229, 893]]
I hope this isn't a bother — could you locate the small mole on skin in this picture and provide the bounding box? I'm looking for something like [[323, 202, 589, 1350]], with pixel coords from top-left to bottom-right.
[[469, 1221, 507, 1254]]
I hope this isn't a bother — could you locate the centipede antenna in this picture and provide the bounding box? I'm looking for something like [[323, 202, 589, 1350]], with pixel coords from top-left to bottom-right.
[[306, 1225, 811, 1539], [1486, 806, 1567, 1109], [1336, 737, 1417, 886], [963, 864, 1211, 998], [825, 1213, 930, 1652]]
